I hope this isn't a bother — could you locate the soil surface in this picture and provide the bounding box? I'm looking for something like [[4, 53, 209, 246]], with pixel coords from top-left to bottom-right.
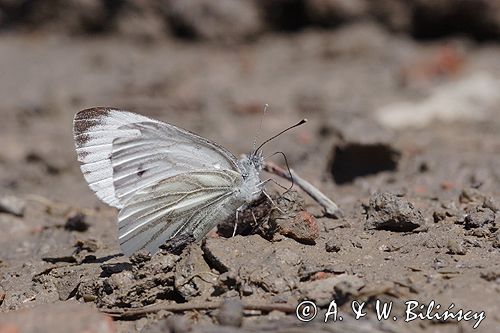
[[0, 1, 499, 333]]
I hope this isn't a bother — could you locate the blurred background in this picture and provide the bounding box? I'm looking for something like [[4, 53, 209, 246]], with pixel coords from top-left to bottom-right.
[[0, 1, 499, 332], [0, 0, 499, 206]]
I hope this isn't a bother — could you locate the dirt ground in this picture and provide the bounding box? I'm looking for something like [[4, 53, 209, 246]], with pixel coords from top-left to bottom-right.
[[0, 1, 499, 333]]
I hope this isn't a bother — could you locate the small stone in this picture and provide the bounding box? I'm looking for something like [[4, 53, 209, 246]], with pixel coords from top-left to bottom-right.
[[42, 252, 77, 264], [224, 290, 240, 298], [351, 240, 363, 248], [468, 228, 490, 238], [378, 244, 390, 252], [216, 271, 237, 294], [82, 294, 96, 302], [101, 262, 133, 276], [275, 211, 319, 245], [74, 238, 99, 253], [433, 209, 447, 223], [64, 212, 89, 232], [464, 208, 495, 229], [109, 271, 135, 291], [446, 240, 466, 255], [217, 299, 243, 327], [164, 315, 191, 333], [432, 258, 446, 270], [325, 238, 342, 252], [135, 318, 148, 332], [240, 283, 253, 296], [459, 188, 485, 204], [483, 197, 500, 213], [364, 192, 424, 232], [0, 195, 25, 217], [129, 250, 152, 265], [493, 232, 500, 248], [144, 253, 180, 275], [480, 271, 500, 282]]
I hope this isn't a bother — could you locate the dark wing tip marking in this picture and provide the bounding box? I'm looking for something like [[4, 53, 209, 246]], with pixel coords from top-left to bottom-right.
[[74, 107, 112, 122], [73, 107, 113, 146]]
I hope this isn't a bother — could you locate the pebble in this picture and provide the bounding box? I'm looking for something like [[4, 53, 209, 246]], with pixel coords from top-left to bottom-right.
[[364, 192, 424, 232], [275, 211, 319, 245], [0, 195, 25, 217], [325, 237, 342, 252], [493, 232, 500, 248], [164, 315, 191, 333], [217, 299, 243, 327], [483, 197, 499, 213], [464, 208, 495, 229], [446, 239, 466, 255], [64, 212, 89, 232]]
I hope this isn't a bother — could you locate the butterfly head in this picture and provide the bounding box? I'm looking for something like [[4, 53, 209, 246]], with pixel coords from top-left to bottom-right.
[[237, 151, 264, 203], [250, 149, 264, 171], [237, 117, 307, 203], [238, 149, 264, 179]]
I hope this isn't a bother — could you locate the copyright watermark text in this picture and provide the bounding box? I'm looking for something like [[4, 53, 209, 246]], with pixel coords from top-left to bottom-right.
[[295, 299, 485, 329]]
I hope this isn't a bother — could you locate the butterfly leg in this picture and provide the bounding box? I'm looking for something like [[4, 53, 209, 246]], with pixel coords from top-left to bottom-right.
[[256, 178, 289, 192], [263, 190, 285, 214], [233, 205, 244, 237], [251, 210, 257, 224]]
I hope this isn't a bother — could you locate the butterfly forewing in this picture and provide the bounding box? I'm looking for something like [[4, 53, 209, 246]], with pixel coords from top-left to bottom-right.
[[73, 107, 241, 209], [118, 170, 243, 255]]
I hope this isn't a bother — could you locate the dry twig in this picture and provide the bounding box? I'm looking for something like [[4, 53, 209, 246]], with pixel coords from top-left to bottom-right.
[[100, 301, 296, 319], [263, 161, 343, 218]]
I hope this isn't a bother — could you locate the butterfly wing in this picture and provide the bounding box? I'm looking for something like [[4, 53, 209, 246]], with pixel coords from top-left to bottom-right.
[[118, 170, 243, 255], [73, 107, 240, 208]]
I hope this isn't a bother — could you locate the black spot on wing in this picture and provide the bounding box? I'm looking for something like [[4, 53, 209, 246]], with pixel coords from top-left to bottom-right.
[[137, 164, 146, 177]]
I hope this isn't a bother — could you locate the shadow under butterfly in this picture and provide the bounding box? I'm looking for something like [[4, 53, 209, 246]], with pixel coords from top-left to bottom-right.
[[73, 107, 306, 256]]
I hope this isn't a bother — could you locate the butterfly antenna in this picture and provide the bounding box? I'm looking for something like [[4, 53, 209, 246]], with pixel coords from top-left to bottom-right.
[[252, 104, 269, 154], [266, 151, 295, 191], [255, 118, 308, 153]]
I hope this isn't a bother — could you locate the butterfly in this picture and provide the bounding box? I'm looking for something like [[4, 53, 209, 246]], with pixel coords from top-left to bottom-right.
[[73, 107, 304, 256]]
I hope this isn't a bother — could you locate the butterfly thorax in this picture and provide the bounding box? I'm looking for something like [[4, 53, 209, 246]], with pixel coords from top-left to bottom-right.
[[236, 152, 264, 204]]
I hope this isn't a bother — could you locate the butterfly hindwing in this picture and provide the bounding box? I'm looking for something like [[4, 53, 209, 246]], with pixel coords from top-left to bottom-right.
[[117, 170, 243, 255]]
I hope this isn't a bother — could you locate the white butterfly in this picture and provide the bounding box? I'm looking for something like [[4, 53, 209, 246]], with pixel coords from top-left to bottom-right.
[[73, 107, 273, 256]]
